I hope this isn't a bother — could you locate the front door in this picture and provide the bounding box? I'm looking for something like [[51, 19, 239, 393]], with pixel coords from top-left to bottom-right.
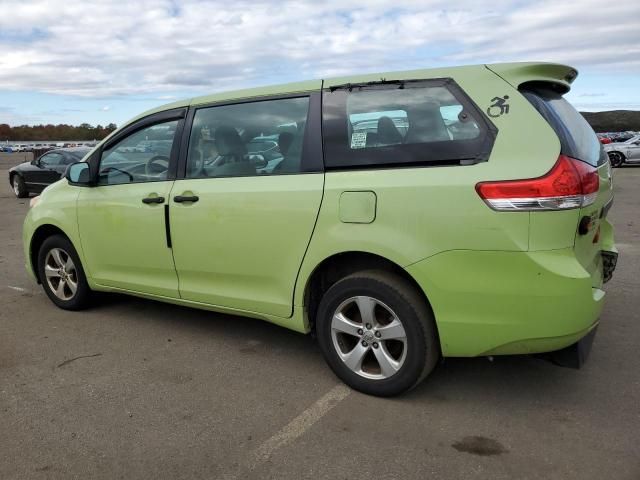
[[30, 152, 66, 191], [626, 138, 640, 161], [77, 115, 184, 298], [169, 94, 324, 317]]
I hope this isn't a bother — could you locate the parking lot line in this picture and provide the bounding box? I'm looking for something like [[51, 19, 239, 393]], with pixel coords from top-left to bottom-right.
[[225, 384, 351, 477]]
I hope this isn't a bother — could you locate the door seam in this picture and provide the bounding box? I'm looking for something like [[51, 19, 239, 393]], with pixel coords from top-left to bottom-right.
[[166, 181, 182, 298]]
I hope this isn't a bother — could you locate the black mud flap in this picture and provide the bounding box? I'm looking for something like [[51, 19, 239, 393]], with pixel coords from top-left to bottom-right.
[[536, 326, 598, 369], [602, 251, 618, 283]]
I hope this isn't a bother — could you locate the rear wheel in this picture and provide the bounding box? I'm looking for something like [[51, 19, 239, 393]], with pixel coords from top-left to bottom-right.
[[608, 151, 625, 168], [38, 235, 92, 310], [12, 175, 28, 198], [316, 270, 439, 397]]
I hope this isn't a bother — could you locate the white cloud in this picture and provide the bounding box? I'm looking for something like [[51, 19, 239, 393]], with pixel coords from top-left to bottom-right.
[[101, 106, 110, 111], [0, 0, 637, 98]]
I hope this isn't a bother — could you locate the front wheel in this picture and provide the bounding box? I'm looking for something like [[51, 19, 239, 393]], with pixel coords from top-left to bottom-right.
[[608, 151, 625, 168], [316, 270, 439, 397], [12, 175, 28, 198], [38, 234, 92, 310]]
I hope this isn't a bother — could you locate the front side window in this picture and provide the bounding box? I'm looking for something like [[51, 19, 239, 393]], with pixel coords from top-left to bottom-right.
[[39, 152, 64, 167], [98, 120, 178, 185], [62, 152, 85, 165], [323, 79, 495, 169], [186, 96, 310, 178]]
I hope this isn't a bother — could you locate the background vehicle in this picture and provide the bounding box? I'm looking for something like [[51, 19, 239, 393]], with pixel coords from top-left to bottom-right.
[[23, 63, 616, 396], [9, 147, 90, 198], [604, 134, 640, 167]]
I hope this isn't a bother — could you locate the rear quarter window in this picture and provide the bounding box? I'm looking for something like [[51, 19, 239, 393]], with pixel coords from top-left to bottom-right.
[[522, 88, 607, 167], [322, 79, 496, 169]]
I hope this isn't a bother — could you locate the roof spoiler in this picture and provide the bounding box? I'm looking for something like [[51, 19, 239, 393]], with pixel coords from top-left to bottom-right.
[[485, 62, 578, 94]]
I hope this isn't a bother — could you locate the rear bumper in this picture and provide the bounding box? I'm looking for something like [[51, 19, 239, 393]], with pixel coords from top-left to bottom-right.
[[406, 248, 605, 357]]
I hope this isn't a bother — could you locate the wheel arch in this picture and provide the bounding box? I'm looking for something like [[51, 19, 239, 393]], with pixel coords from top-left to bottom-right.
[[608, 150, 626, 160], [29, 224, 72, 283], [301, 251, 437, 336]]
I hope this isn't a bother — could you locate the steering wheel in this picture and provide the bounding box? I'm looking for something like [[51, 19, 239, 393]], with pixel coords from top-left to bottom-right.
[[145, 155, 169, 177]]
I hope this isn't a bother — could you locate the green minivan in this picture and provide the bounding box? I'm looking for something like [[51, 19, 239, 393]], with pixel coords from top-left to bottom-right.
[[22, 62, 617, 396]]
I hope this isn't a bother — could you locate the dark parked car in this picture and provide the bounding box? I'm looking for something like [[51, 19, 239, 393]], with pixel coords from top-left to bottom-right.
[[8, 147, 91, 198]]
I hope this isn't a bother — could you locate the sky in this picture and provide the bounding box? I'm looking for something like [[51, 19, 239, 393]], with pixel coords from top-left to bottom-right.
[[0, 0, 638, 127]]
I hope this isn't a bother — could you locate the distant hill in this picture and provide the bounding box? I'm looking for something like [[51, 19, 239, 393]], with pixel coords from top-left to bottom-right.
[[580, 110, 640, 133]]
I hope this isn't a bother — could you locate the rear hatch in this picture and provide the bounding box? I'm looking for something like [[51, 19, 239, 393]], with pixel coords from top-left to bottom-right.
[[521, 86, 614, 287]]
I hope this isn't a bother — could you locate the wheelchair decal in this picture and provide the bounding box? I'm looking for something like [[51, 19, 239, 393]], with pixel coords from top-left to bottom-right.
[[487, 95, 510, 118]]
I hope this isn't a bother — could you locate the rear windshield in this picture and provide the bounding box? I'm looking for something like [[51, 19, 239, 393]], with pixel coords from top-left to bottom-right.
[[522, 87, 607, 167]]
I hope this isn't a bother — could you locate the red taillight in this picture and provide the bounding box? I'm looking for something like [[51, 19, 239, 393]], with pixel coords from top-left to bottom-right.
[[476, 155, 599, 211]]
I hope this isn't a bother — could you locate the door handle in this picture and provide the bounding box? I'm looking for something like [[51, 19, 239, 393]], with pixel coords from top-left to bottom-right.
[[142, 196, 165, 204], [173, 195, 199, 203]]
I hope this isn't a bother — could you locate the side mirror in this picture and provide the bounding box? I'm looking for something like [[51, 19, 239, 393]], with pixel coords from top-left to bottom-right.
[[65, 162, 92, 186], [248, 154, 268, 169]]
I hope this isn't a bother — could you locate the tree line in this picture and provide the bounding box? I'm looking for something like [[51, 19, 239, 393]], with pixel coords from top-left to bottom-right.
[[0, 123, 118, 141]]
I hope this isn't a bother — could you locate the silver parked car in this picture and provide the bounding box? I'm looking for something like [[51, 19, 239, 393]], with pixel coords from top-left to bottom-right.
[[605, 134, 640, 167]]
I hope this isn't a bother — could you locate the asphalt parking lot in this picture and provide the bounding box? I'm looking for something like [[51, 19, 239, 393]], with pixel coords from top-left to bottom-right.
[[1, 164, 639, 480]]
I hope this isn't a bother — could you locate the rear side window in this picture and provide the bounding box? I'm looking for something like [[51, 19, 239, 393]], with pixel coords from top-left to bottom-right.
[[522, 88, 607, 167], [186, 97, 310, 178], [322, 79, 496, 169]]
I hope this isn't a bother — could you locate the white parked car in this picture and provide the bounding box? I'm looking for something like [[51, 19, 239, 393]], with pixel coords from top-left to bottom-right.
[[605, 135, 640, 167]]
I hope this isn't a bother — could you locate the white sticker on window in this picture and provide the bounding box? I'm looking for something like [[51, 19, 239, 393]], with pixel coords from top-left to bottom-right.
[[350, 132, 367, 149]]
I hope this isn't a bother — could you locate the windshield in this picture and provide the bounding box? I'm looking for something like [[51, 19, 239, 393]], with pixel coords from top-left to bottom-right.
[[69, 149, 91, 159]]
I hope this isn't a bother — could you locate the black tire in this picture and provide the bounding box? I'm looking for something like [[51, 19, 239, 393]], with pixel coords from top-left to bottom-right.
[[608, 151, 625, 168], [316, 270, 439, 397], [12, 175, 28, 198], [38, 234, 92, 310]]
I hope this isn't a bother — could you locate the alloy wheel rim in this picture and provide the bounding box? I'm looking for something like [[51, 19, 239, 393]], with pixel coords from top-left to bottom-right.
[[44, 248, 78, 301], [331, 296, 407, 380], [13, 179, 19, 195], [609, 152, 622, 166]]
